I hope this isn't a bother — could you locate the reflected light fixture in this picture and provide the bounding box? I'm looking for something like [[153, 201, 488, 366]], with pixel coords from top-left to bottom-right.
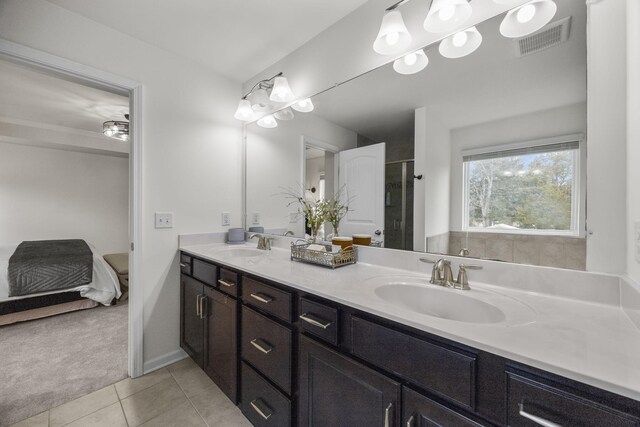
[[257, 114, 278, 128], [439, 26, 482, 58], [291, 98, 314, 113], [393, 49, 429, 74], [274, 107, 295, 121], [424, 0, 472, 33], [103, 114, 129, 141], [499, 0, 557, 38], [234, 72, 295, 121], [373, 5, 412, 55]]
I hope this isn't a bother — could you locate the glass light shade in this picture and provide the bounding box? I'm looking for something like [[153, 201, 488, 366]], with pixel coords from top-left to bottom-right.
[[291, 98, 314, 113], [493, 0, 524, 3], [257, 114, 278, 128], [499, 0, 557, 38], [439, 26, 482, 58], [274, 107, 295, 121], [373, 10, 412, 55], [269, 76, 295, 102], [249, 88, 274, 112], [393, 49, 429, 75], [234, 99, 256, 121], [424, 0, 472, 33], [103, 120, 129, 141]]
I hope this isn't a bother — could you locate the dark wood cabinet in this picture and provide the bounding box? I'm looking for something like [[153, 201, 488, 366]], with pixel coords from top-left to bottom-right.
[[299, 335, 401, 427], [203, 285, 237, 403], [180, 274, 204, 367], [403, 386, 482, 427]]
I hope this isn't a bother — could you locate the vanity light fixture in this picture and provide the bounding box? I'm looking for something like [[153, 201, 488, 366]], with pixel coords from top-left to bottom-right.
[[424, 0, 472, 33], [499, 0, 557, 38], [234, 72, 295, 121], [103, 114, 129, 141], [274, 107, 295, 121], [257, 114, 278, 128], [393, 49, 429, 74], [373, 7, 412, 55], [439, 26, 482, 58], [291, 98, 314, 113]]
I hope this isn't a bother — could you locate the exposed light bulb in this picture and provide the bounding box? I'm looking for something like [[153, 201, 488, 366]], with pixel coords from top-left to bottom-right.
[[452, 31, 468, 47], [404, 52, 418, 65], [439, 2, 456, 21], [517, 4, 536, 23], [386, 31, 400, 46]]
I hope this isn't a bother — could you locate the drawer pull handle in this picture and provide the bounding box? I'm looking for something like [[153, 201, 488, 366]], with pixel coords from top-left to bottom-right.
[[179, 263, 188, 268], [518, 403, 562, 427], [406, 415, 414, 427], [384, 402, 393, 427], [195, 294, 202, 317], [250, 292, 273, 304], [218, 279, 235, 288], [250, 399, 273, 420], [250, 338, 273, 354], [299, 313, 332, 329]]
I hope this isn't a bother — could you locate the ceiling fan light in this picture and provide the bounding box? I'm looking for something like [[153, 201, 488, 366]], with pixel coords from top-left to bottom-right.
[[269, 76, 295, 103], [291, 98, 314, 113], [424, 0, 472, 33], [393, 49, 429, 75], [439, 26, 483, 58], [234, 99, 256, 121], [373, 10, 412, 55], [274, 107, 295, 121], [257, 114, 278, 128], [499, 0, 557, 38]]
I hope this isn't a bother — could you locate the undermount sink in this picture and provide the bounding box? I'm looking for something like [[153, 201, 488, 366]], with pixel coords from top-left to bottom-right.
[[369, 276, 536, 325]]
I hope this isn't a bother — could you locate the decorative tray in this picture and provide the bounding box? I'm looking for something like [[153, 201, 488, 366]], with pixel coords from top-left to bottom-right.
[[290, 242, 357, 269]]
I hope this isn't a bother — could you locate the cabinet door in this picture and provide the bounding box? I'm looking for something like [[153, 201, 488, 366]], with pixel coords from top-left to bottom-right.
[[403, 387, 482, 427], [203, 286, 238, 404], [180, 275, 204, 367], [299, 335, 401, 427]]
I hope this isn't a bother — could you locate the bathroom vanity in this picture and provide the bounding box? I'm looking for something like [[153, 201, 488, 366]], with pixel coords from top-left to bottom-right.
[[178, 240, 640, 427]]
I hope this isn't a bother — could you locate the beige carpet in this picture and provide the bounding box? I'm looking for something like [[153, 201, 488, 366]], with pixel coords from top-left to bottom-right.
[[0, 302, 128, 426]]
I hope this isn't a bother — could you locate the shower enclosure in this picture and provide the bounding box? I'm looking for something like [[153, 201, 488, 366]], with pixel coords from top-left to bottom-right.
[[384, 160, 414, 251]]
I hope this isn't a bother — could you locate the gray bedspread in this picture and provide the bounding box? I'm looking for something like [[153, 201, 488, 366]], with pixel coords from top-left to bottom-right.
[[8, 239, 93, 297]]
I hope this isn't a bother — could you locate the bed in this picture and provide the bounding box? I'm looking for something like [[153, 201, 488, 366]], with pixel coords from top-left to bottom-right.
[[0, 240, 121, 325]]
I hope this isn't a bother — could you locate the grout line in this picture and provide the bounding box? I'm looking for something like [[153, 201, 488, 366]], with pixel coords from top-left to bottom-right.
[[118, 400, 130, 427]]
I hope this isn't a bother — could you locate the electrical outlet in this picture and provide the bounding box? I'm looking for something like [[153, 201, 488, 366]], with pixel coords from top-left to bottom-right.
[[635, 221, 640, 264], [221, 212, 231, 226], [252, 212, 260, 225], [289, 212, 298, 223], [155, 212, 173, 229]]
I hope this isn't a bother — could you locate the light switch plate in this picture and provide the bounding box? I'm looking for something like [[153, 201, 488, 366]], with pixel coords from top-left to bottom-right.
[[155, 212, 173, 229], [221, 212, 231, 226], [635, 221, 640, 263], [252, 212, 260, 225]]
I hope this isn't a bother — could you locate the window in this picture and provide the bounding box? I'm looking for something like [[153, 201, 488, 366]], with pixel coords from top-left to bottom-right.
[[463, 139, 581, 235]]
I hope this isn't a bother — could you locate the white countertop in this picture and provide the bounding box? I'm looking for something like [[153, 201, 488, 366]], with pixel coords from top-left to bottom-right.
[[180, 241, 640, 402]]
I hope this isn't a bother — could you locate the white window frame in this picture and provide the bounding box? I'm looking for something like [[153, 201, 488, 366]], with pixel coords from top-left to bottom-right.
[[462, 134, 585, 237]]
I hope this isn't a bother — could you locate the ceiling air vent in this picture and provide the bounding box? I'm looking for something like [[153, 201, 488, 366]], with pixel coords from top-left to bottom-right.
[[514, 16, 572, 57]]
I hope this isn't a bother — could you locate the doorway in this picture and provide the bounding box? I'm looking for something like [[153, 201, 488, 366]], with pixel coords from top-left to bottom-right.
[[384, 160, 415, 251]]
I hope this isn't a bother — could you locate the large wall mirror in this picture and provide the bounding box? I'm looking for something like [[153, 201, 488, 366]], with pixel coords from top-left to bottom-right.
[[245, 0, 587, 270]]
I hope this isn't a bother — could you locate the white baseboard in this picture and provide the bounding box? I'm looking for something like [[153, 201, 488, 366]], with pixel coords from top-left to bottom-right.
[[143, 348, 188, 375]]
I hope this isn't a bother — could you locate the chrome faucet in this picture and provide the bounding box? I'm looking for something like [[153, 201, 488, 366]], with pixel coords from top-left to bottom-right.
[[283, 230, 295, 236], [249, 233, 274, 250], [419, 258, 483, 290]]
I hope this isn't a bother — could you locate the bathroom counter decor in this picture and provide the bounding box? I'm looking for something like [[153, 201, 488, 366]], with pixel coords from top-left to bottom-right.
[[290, 241, 356, 269]]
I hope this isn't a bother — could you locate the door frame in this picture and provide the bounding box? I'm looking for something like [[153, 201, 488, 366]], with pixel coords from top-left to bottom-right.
[[0, 39, 144, 378]]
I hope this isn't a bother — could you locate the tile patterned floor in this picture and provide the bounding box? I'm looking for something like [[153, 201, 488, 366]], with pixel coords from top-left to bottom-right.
[[10, 358, 252, 427]]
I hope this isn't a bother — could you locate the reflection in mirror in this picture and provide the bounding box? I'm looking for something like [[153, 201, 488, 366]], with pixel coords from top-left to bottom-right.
[[245, 0, 587, 270]]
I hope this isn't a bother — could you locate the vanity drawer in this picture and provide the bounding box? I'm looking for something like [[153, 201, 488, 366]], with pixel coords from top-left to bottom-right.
[[403, 386, 482, 427], [242, 277, 292, 323], [192, 258, 217, 287], [179, 253, 192, 275], [241, 362, 291, 427], [507, 371, 640, 427], [242, 306, 292, 395], [217, 268, 238, 297], [350, 316, 476, 409], [299, 297, 338, 346]]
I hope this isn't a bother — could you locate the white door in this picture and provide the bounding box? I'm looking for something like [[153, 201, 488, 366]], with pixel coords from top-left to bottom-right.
[[337, 143, 385, 245]]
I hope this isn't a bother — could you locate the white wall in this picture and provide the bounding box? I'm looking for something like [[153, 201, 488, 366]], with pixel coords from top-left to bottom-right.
[[0, 0, 243, 369], [628, 0, 640, 282], [246, 114, 356, 236], [305, 156, 325, 197], [0, 143, 128, 254], [586, 0, 627, 274], [449, 103, 587, 232]]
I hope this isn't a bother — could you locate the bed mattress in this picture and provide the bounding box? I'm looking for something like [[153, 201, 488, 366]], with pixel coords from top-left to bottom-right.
[[0, 244, 121, 306]]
